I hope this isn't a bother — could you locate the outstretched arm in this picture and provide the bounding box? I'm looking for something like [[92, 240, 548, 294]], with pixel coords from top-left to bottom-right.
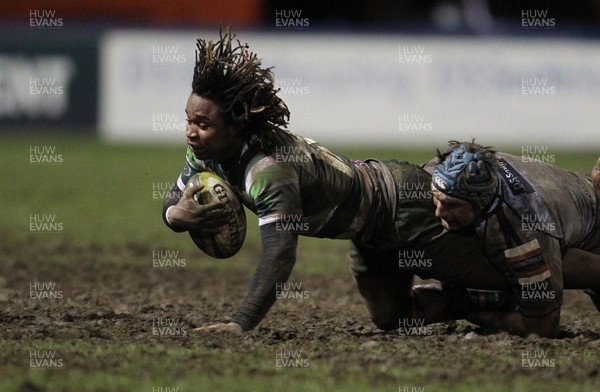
[[465, 233, 563, 337], [409, 284, 560, 337], [233, 223, 298, 330], [196, 223, 298, 332]]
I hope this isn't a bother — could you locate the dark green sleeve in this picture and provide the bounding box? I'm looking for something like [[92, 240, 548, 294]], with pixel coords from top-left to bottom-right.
[[232, 223, 298, 330]]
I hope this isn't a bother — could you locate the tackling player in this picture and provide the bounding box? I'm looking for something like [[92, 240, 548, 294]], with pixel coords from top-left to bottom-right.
[[161, 28, 510, 334], [429, 141, 600, 337]]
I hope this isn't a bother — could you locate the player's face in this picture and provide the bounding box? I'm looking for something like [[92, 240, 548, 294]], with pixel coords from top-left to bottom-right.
[[431, 185, 476, 230], [185, 93, 244, 163]]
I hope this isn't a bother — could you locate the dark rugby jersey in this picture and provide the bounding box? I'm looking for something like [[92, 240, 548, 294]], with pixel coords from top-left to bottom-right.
[[175, 134, 396, 244], [168, 133, 402, 329], [474, 153, 597, 317]]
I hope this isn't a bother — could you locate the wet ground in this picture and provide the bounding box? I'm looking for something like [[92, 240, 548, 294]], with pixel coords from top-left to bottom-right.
[[1, 242, 599, 391]]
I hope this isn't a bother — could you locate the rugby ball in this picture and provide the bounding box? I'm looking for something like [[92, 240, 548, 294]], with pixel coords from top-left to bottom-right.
[[185, 172, 246, 259]]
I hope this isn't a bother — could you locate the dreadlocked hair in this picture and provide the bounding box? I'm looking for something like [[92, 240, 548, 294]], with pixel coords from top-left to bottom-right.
[[192, 26, 295, 154], [435, 139, 497, 162]]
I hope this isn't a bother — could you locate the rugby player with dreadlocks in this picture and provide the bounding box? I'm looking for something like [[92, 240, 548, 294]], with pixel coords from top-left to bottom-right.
[[162, 28, 512, 333], [429, 141, 600, 337]]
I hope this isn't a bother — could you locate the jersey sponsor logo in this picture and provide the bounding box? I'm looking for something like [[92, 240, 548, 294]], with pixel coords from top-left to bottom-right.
[[497, 158, 535, 196], [504, 239, 550, 284], [433, 174, 448, 190]]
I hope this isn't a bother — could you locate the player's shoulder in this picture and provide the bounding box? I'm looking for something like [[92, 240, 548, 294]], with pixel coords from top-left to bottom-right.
[[494, 153, 537, 197], [245, 151, 298, 184], [494, 152, 527, 173]]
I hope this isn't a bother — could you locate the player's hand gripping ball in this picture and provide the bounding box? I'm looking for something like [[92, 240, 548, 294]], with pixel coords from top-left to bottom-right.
[[185, 172, 247, 259]]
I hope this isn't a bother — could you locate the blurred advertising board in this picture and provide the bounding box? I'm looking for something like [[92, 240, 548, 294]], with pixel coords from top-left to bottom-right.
[[100, 30, 600, 148], [0, 28, 99, 130]]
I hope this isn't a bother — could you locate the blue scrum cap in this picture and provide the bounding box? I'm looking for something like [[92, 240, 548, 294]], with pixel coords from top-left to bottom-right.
[[432, 142, 499, 212]]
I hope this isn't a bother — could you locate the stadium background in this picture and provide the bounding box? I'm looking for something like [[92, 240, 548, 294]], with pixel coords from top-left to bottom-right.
[[2, 1, 600, 391], [3, 0, 600, 147]]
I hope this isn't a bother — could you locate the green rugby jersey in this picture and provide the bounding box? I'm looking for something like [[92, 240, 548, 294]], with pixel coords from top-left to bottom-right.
[[167, 133, 403, 330], [175, 133, 396, 244], [167, 132, 497, 330]]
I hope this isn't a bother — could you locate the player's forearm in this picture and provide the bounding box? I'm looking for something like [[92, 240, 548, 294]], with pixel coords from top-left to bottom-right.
[[465, 309, 559, 338], [233, 223, 298, 331], [162, 183, 186, 232]]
